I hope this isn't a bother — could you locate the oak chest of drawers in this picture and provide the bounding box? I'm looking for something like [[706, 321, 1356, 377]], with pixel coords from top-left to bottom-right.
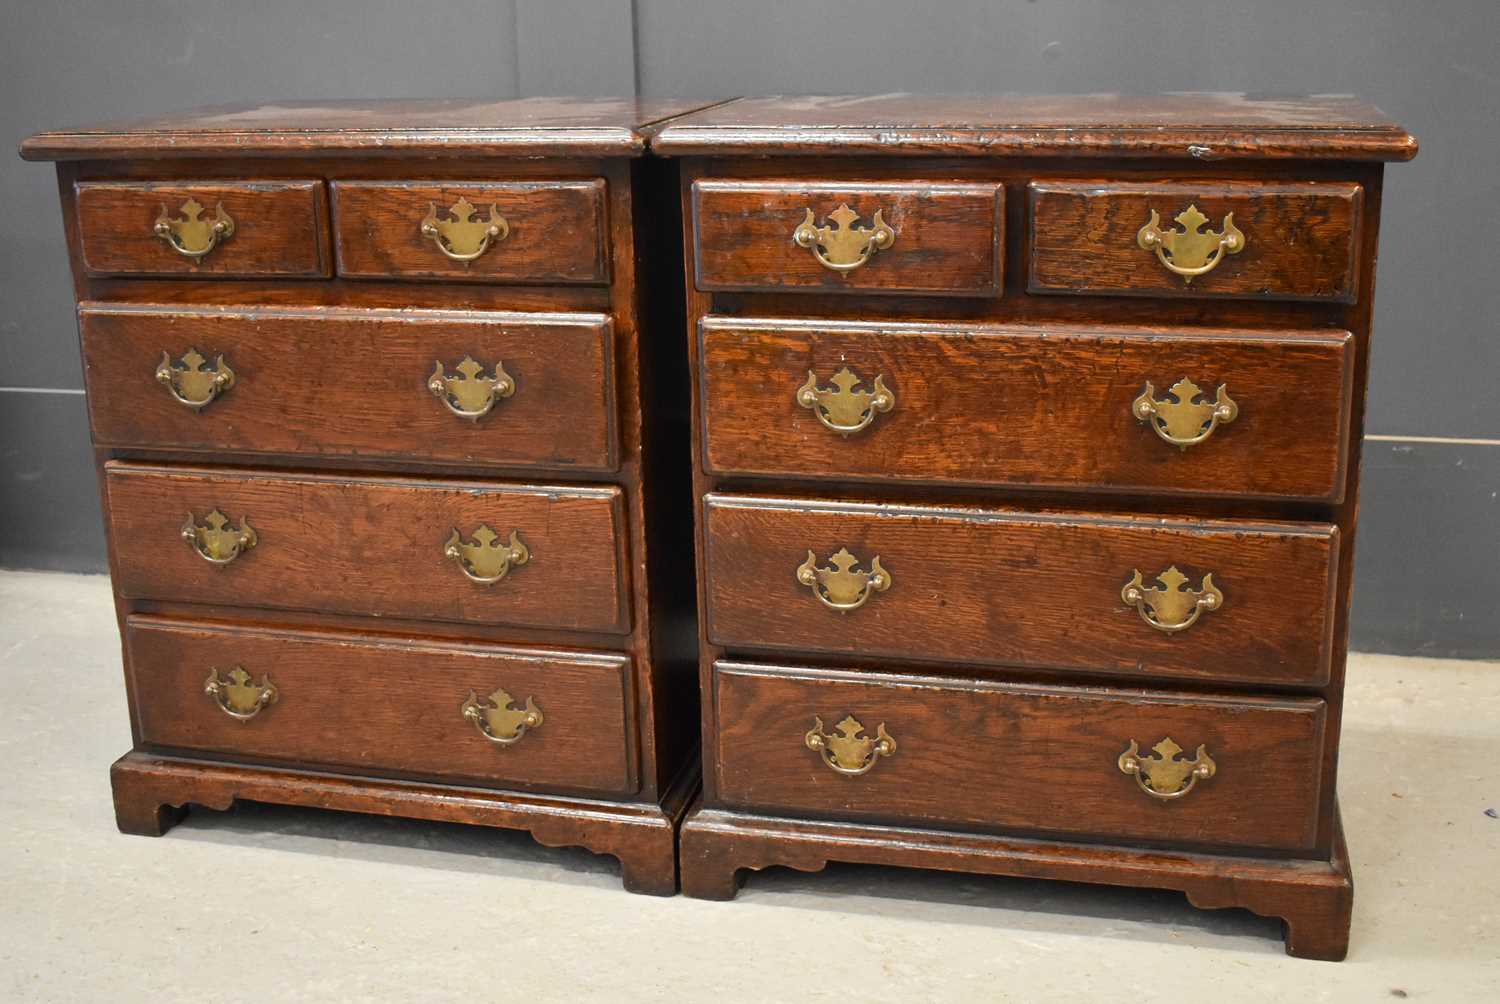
[[21, 98, 709, 893], [654, 94, 1417, 958]]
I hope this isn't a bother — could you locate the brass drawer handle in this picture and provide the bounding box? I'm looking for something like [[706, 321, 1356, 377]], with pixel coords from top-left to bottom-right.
[[156, 348, 235, 411], [792, 203, 896, 272], [461, 687, 543, 745], [154, 198, 234, 260], [182, 510, 257, 565], [445, 525, 529, 584], [1122, 566, 1222, 633], [805, 715, 896, 775], [797, 548, 890, 613], [1133, 378, 1238, 449], [1136, 204, 1244, 282], [420, 197, 509, 262], [796, 367, 894, 435], [1119, 737, 1216, 800], [428, 356, 515, 421], [204, 666, 277, 721]]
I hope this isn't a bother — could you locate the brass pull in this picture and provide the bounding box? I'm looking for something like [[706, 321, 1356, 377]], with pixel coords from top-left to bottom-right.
[[1119, 737, 1216, 800], [805, 715, 896, 776], [420, 197, 509, 262], [796, 367, 895, 435], [182, 510, 257, 565], [445, 525, 529, 584], [797, 548, 890, 613], [461, 688, 542, 745], [1136, 204, 1244, 283], [1133, 378, 1238, 449], [154, 198, 234, 260], [204, 666, 277, 721], [428, 356, 515, 421], [156, 348, 235, 411], [1122, 566, 1222, 633], [792, 203, 896, 272]]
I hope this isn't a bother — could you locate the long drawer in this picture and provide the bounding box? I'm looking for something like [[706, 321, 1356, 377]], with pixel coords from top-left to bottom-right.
[[703, 494, 1339, 687], [105, 463, 630, 633], [699, 317, 1354, 502], [127, 617, 638, 796], [712, 660, 1327, 852], [81, 305, 619, 472]]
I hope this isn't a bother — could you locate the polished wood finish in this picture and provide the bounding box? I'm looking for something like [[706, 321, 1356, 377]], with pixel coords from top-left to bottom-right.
[[703, 494, 1338, 687], [81, 305, 619, 471], [331, 180, 609, 284], [1029, 180, 1363, 301], [75, 179, 331, 278], [713, 661, 1326, 851], [129, 617, 638, 796], [666, 94, 1414, 958], [692, 180, 1003, 296], [699, 317, 1354, 502], [106, 462, 630, 633]]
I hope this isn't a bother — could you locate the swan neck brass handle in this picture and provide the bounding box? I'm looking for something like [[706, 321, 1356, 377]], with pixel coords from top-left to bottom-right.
[[1133, 378, 1238, 449], [428, 357, 515, 421], [461, 688, 542, 745], [445, 525, 529, 584], [420, 198, 509, 262], [1136, 204, 1244, 283], [796, 367, 894, 435], [806, 715, 896, 775], [154, 198, 234, 260], [204, 667, 277, 721], [1119, 737, 1216, 800], [1122, 566, 1222, 633], [156, 349, 235, 411], [797, 548, 890, 613], [792, 203, 896, 272], [182, 510, 257, 565]]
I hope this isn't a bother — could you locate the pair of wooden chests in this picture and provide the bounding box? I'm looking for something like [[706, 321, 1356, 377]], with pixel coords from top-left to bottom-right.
[[21, 94, 1417, 959]]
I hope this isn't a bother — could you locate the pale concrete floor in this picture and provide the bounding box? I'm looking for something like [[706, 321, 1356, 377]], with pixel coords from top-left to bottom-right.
[[1, 570, 1496, 1003]]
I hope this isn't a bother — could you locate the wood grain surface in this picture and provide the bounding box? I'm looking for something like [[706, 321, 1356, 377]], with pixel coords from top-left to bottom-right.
[[712, 661, 1326, 851], [81, 304, 619, 472], [692, 180, 1003, 295], [1028, 180, 1362, 301], [699, 317, 1354, 502], [126, 617, 638, 796], [105, 463, 630, 633], [703, 494, 1339, 687], [75, 179, 331, 278], [332, 180, 608, 283]]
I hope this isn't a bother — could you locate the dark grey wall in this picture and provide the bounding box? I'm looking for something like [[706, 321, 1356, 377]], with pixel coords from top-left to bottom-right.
[[3, 1, 1496, 656]]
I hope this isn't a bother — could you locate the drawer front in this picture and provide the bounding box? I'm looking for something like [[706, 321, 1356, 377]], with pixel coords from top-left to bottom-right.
[[76, 180, 330, 278], [1028, 180, 1363, 301], [106, 464, 629, 633], [692, 180, 1004, 296], [704, 495, 1338, 687], [331, 180, 609, 283], [713, 661, 1326, 852], [700, 318, 1354, 502], [81, 306, 618, 472], [127, 618, 637, 796]]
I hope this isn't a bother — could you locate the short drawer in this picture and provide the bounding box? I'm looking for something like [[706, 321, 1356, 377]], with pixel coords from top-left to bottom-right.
[[105, 463, 630, 634], [704, 494, 1339, 688], [713, 661, 1326, 852], [700, 318, 1354, 503], [331, 180, 609, 283], [1028, 180, 1362, 301], [127, 617, 638, 797], [75, 180, 331, 278], [692, 180, 1003, 296], [81, 305, 618, 473]]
